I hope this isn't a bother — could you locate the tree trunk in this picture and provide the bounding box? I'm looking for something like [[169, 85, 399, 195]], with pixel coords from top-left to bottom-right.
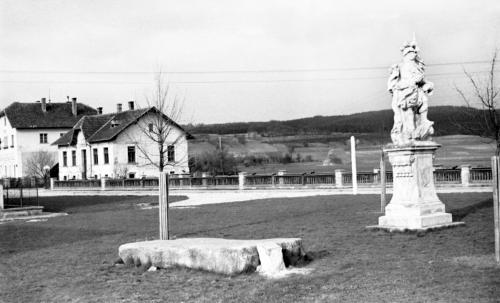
[[159, 144, 164, 172]]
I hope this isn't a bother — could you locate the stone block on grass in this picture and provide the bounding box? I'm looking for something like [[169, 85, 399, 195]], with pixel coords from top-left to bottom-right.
[[118, 238, 306, 275]]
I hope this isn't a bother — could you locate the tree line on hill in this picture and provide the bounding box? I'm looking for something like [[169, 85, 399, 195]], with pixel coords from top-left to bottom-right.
[[185, 106, 487, 137]]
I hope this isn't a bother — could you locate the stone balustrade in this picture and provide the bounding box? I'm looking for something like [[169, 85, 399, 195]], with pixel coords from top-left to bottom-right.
[[50, 165, 491, 191]]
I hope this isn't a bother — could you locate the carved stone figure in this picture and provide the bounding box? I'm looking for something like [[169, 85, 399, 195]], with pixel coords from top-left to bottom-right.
[[388, 37, 434, 145]]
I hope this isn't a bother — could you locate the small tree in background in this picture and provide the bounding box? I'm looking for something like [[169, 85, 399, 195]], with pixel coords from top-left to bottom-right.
[[25, 150, 55, 179], [134, 72, 188, 172], [455, 50, 500, 154]]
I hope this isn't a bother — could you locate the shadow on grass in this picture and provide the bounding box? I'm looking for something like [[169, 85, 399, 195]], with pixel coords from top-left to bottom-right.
[[448, 198, 493, 221], [38, 195, 189, 213], [0, 224, 118, 254]]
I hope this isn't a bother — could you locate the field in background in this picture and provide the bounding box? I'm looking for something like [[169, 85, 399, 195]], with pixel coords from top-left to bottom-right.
[[189, 134, 496, 173], [1, 193, 498, 302]]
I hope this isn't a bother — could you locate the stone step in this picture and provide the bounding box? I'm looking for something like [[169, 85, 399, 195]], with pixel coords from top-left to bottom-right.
[[1, 206, 44, 219]]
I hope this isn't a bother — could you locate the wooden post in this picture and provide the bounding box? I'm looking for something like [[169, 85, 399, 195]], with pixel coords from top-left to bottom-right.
[[351, 136, 358, 195], [380, 150, 386, 213], [492, 156, 500, 264], [0, 185, 4, 210], [159, 172, 169, 240]]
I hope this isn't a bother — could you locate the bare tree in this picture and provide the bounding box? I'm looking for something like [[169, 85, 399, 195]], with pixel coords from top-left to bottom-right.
[[133, 72, 188, 172], [455, 50, 500, 154], [24, 150, 56, 178], [112, 157, 128, 178]]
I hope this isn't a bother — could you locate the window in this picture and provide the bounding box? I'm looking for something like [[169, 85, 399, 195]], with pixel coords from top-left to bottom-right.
[[148, 123, 154, 132], [63, 176, 67, 181], [10, 135, 13, 147], [3, 136, 7, 149], [40, 133, 48, 144], [63, 151, 67, 166], [72, 150, 76, 166], [167, 145, 175, 162], [128, 173, 135, 179], [93, 148, 98, 165], [60, 133, 64, 137], [103, 147, 109, 164], [127, 146, 136, 163]]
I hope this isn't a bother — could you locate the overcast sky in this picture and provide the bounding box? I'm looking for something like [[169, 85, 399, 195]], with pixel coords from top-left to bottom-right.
[[1, 0, 499, 124]]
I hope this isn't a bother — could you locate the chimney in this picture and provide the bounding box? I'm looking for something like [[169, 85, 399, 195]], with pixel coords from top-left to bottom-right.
[[71, 97, 77, 116], [128, 101, 135, 110], [97, 107, 103, 115], [117, 103, 122, 113], [41, 97, 47, 112]]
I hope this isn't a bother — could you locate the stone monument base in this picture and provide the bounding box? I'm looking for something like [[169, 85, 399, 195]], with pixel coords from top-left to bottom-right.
[[375, 142, 463, 231]]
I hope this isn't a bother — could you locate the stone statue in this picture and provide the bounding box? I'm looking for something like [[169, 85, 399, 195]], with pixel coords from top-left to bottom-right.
[[388, 37, 434, 145]]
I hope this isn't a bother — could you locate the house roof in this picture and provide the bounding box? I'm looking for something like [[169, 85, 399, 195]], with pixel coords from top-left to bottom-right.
[[53, 107, 193, 146], [0, 102, 98, 129]]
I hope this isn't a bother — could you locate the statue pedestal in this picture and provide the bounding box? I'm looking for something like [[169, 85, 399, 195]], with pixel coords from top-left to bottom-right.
[[377, 142, 462, 231]]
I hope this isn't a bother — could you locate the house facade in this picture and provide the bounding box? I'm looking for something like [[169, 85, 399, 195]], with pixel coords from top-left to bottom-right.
[[54, 102, 191, 180], [0, 98, 97, 177]]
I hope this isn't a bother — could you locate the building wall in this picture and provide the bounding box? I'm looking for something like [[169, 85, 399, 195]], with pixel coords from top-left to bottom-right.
[[58, 112, 189, 180], [0, 115, 68, 177]]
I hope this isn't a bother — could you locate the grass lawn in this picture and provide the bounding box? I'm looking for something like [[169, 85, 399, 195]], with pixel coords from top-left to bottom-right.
[[1, 193, 499, 302]]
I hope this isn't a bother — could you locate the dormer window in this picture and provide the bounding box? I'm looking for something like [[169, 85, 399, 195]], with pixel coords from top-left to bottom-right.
[[110, 120, 121, 128]]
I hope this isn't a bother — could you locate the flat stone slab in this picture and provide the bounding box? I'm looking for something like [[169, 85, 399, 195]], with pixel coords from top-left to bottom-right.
[[118, 238, 306, 275], [366, 221, 465, 233], [0, 212, 67, 223]]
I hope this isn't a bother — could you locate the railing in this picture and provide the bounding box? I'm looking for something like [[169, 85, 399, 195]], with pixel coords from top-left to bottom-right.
[[246, 175, 274, 186], [434, 169, 461, 184], [357, 172, 377, 184], [54, 179, 100, 188], [50, 166, 493, 190], [305, 173, 335, 185], [343, 173, 352, 185], [470, 167, 492, 183], [3, 177, 46, 188]]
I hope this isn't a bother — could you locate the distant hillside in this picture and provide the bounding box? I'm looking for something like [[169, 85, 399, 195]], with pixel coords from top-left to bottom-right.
[[186, 106, 483, 136]]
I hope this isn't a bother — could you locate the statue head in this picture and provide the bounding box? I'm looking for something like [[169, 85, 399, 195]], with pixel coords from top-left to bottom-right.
[[401, 41, 418, 60]]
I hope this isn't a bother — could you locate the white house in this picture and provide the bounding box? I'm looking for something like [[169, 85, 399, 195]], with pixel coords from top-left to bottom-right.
[[53, 102, 192, 180], [0, 98, 97, 177]]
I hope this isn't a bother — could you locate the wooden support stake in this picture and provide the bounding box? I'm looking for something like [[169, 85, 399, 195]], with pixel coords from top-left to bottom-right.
[[380, 150, 386, 213], [492, 156, 500, 264], [351, 136, 358, 195], [159, 172, 169, 240]]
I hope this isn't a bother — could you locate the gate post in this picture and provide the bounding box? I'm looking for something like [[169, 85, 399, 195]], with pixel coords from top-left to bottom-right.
[[335, 169, 345, 187], [101, 177, 107, 191], [460, 165, 471, 187], [50, 178, 55, 190], [277, 170, 286, 186], [201, 172, 208, 187], [238, 172, 247, 190]]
